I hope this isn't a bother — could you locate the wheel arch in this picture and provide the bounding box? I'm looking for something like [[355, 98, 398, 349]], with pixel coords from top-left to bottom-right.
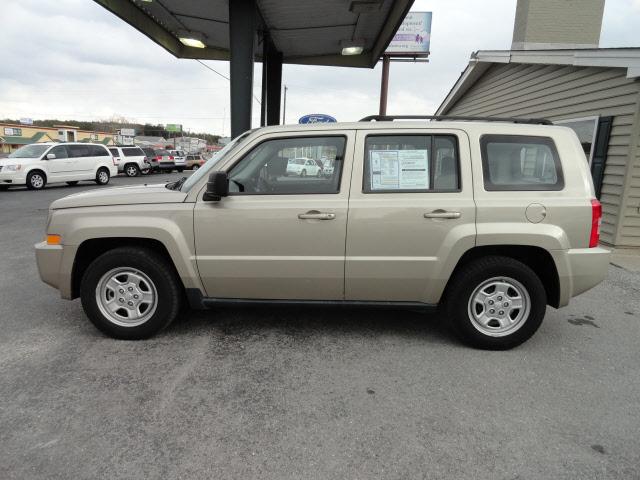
[[71, 237, 191, 300], [442, 245, 561, 308]]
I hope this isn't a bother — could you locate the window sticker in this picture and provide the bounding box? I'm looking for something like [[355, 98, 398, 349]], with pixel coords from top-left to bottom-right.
[[370, 149, 429, 190]]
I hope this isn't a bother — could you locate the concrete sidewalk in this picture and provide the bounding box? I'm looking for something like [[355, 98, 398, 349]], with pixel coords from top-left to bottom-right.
[[610, 248, 640, 273]]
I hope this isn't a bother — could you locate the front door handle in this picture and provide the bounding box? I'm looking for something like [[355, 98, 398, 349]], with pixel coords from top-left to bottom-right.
[[298, 210, 336, 220], [424, 210, 461, 219]]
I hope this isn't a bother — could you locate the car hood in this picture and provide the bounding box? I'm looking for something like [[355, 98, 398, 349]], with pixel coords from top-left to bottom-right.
[[50, 183, 188, 209]]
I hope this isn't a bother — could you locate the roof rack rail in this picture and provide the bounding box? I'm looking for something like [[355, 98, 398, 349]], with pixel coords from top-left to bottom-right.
[[359, 115, 553, 125]]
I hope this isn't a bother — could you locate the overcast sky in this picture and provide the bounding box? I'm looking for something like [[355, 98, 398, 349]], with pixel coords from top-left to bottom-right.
[[0, 0, 638, 136]]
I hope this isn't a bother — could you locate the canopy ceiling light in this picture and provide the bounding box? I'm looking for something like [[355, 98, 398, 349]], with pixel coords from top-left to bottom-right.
[[341, 39, 365, 56], [178, 31, 206, 49]]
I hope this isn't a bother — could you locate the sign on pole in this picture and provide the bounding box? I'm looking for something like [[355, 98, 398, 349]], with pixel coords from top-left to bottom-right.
[[166, 124, 182, 133], [385, 12, 432, 57], [118, 128, 136, 137], [19, 118, 34, 125], [298, 114, 337, 124]]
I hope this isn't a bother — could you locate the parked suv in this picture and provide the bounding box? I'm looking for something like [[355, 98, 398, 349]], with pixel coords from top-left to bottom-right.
[[1, 142, 117, 190], [108, 146, 150, 177], [140, 147, 159, 172], [168, 150, 186, 172], [186, 153, 205, 170], [35, 118, 610, 349], [154, 149, 176, 172]]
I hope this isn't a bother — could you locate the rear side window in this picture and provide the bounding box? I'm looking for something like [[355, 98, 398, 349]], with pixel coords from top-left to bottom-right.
[[89, 145, 109, 156], [363, 134, 460, 192], [480, 135, 564, 191], [122, 147, 142, 157], [109, 148, 119, 156], [67, 145, 91, 158]]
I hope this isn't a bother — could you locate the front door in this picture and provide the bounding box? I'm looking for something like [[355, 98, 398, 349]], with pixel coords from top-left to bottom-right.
[[345, 129, 476, 304], [45, 145, 74, 178], [194, 132, 354, 300]]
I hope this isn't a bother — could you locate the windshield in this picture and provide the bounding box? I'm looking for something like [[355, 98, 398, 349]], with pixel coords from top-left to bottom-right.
[[9, 144, 50, 159], [181, 131, 253, 192]]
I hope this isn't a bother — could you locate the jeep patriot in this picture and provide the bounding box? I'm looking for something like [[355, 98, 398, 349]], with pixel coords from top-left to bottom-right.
[[35, 117, 611, 349]]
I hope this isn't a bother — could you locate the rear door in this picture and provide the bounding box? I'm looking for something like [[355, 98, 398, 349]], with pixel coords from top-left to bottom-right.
[[345, 128, 476, 304]]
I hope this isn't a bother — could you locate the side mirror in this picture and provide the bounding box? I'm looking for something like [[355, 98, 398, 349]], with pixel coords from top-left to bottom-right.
[[46, 153, 56, 160], [203, 171, 228, 201]]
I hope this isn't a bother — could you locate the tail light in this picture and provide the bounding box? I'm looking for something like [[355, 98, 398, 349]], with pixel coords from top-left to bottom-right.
[[111, 156, 117, 166], [589, 199, 602, 248], [155, 155, 162, 160], [169, 156, 174, 160]]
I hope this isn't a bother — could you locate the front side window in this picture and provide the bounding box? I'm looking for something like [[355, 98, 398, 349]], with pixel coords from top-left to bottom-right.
[[363, 134, 460, 192], [228, 136, 346, 195], [48, 145, 69, 159], [480, 135, 563, 191]]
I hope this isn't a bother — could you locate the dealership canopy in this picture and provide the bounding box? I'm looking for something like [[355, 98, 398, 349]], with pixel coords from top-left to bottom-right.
[[94, 0, 414, 136]]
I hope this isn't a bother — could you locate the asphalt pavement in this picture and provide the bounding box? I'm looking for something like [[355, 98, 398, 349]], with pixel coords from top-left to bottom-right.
[[1, 173, 639, 479]]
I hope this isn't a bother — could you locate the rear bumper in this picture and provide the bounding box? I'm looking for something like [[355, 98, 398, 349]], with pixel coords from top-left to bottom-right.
[[158, 162, 176, 170], [553, 247, 611, 307]]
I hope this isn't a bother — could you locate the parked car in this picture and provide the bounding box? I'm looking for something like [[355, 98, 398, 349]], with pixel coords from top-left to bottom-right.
[[1, 142, 117, 190], [108, 146, 150, 177], [285, 157, 323, 177], [186, 154, 206, 170], [153, 149, 175, 172], [35, 118, 610, 349], [140, 147, 159, 172], [168, 150, 186, 172]]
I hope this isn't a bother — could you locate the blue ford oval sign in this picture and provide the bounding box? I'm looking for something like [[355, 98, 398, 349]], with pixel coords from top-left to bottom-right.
[[298, 114, 337, 124]]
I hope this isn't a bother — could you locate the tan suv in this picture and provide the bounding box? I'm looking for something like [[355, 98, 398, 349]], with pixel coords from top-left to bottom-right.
[[35, 117, 610, 349]]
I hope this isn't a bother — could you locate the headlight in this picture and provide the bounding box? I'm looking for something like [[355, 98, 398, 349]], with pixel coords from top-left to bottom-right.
[[4, 164, 22, 172]]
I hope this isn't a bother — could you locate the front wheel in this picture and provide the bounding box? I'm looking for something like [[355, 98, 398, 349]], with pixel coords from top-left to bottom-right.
[[95, 168, 110, 185], [26, 171, 46, 190], [177, 167, 184, 173], [444, 256, 546, 350], [300, 169, 307, 177], [80, 247, 182, 339]]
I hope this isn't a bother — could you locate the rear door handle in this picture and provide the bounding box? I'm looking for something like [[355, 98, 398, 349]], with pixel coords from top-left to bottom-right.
[[424, 210, 461, 219], [298, 210, 336, 220]]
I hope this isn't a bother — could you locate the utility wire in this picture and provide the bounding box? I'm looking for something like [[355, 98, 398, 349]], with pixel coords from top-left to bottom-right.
[[195, 59, 262, 105]]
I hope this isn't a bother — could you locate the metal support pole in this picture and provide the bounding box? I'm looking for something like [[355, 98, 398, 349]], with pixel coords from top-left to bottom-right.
[[229, 0, 256, 138], [260, 35, 268, 127], [266, 46, 282, 126], [379, 55, 390, 116], [282, 85, 288, 124]]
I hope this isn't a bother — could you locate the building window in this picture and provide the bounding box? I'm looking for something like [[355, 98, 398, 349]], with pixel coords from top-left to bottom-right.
[[555, 117, 598, 165]]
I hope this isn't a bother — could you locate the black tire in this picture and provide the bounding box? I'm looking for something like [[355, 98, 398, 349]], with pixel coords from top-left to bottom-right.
[[177, 168, 184, 173], [26, 170, 46, 190], [141, 165, 151, 175], [95, 168, 110, 185], [192, 165, 199, 171], [66, 181, 79, 186], [0, 185, 9, 191], [300, 169, 307, 177], [124, 163, 140, 177], [444, 256, 546, 350], [80, 247, 182, 340]]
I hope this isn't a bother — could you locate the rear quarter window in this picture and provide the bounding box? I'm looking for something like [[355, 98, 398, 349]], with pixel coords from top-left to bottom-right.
[[122, 148, 143, 157], [480, 135, 564, 191]]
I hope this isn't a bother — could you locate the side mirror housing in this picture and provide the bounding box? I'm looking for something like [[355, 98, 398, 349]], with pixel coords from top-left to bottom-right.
[[203, 171, 228, 201], [46, 153, 56, 160]]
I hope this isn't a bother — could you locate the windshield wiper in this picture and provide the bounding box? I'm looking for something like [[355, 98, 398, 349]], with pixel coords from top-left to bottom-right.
[[166, 176, 187, 191]]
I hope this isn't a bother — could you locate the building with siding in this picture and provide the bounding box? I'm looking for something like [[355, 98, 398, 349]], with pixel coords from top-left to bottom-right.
[[436, 48, 640, 248], [0, 123, 114, 154]]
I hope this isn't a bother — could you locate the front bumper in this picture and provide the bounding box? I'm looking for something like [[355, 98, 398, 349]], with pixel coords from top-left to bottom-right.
[[0, 171, 26, 185], [35, 241, 75, 299]]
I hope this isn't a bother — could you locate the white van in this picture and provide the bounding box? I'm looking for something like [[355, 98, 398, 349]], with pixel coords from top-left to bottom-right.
[[0, 142, 117, 190]]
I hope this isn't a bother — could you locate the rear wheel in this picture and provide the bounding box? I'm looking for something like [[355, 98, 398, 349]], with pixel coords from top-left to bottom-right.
[[66, 181, 79, 186], [95, 168, 110, 185], [192, 164, 200, 171], [300, 169, 307, 177], [80, 247, 182, 339], [0, 185, 9, 191], [177, 167, 184, 173], [125, 164, 140, 177], [444, 256, 546, 350], [26, 171, 46, 190]]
